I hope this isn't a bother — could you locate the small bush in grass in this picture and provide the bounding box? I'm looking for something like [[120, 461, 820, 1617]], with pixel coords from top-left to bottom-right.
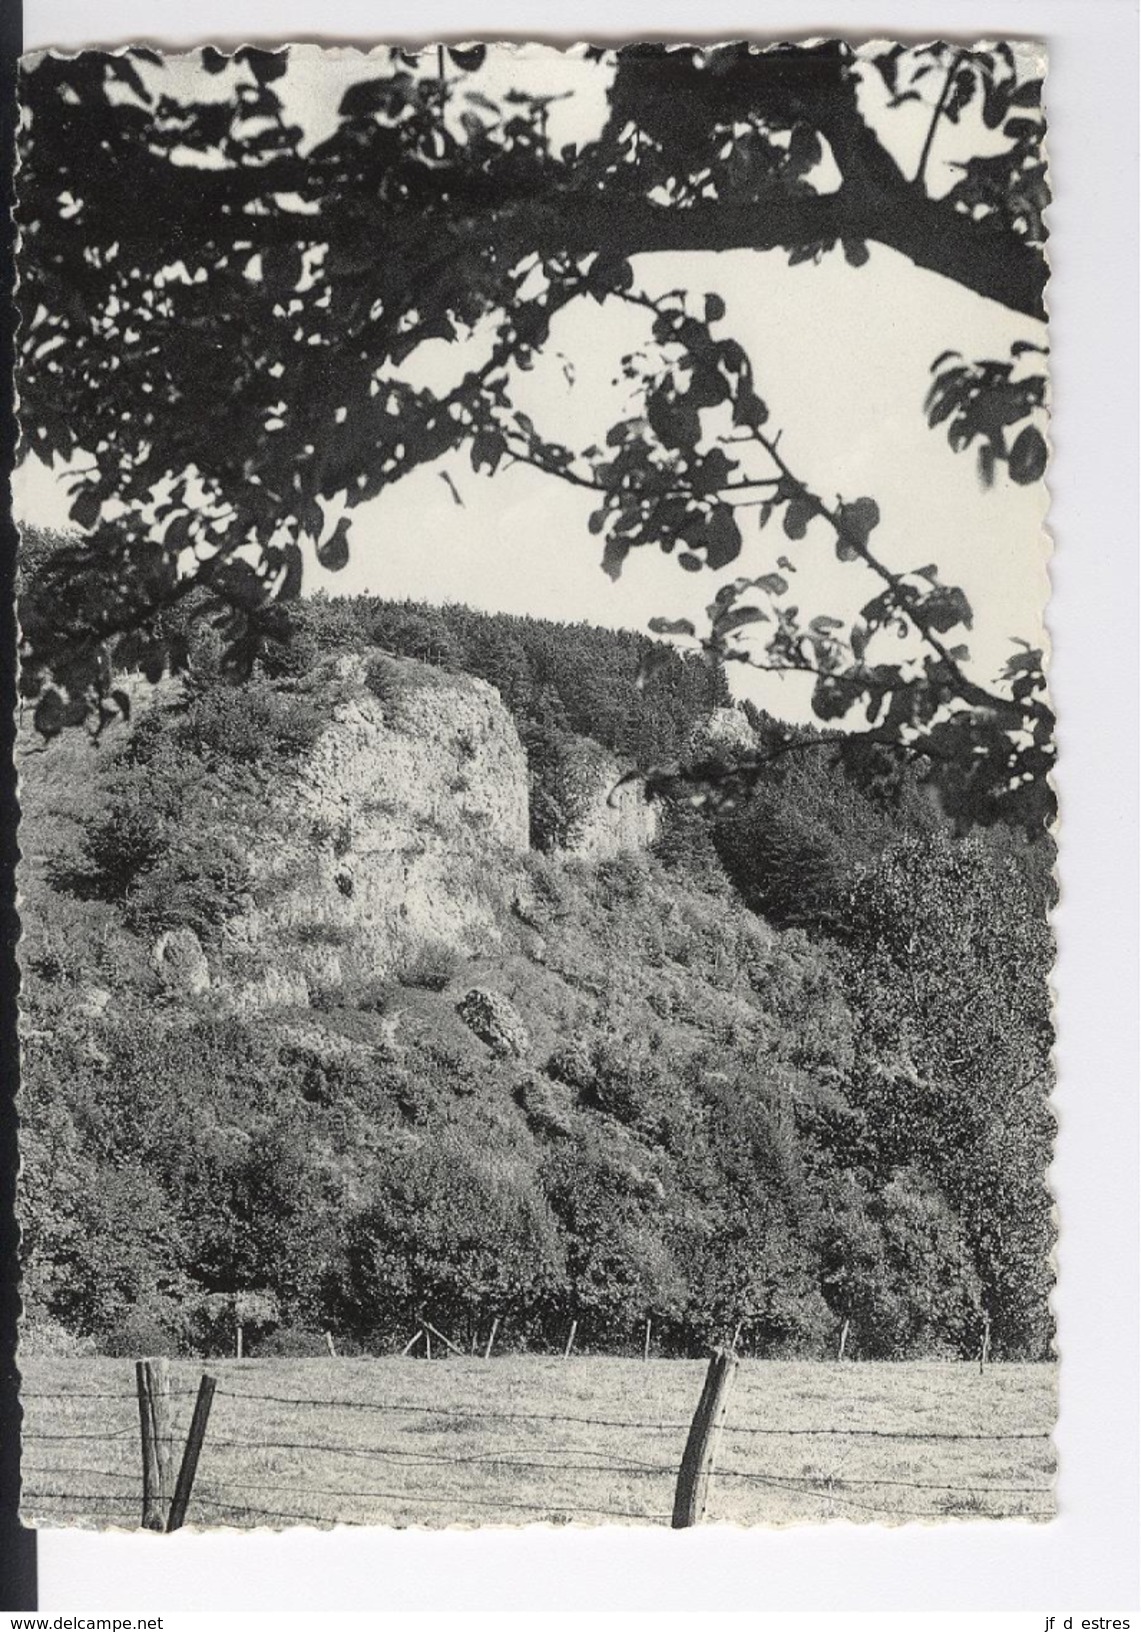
[[180, 678, 324, 764], [593, 850, 653, 908], [292, 921, 355, 947], [250, 1324, 330, 1358], [18, 1319, 97, 1359], [99, 1301, 185, 1358], [395, 939, 462, 992], [515, 1074, 575, 1137], [547, 1038, 596, 1096], [364, 653, 457, 729]]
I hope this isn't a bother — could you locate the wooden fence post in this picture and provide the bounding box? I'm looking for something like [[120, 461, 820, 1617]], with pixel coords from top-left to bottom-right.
[[671, 1348, 738, 1529], [484, 1316, 500, 1359], [135, 1358, 171, 1532], [420, 1316, 464, 1358], [166, 1373, 216, 1533], [564, 1319, 577, 1359], [643, 1318, 653, 1362], [979, 1313, 991, 1375], [324, 1331, 337, 1359], [837, 1318, 850, 1362]]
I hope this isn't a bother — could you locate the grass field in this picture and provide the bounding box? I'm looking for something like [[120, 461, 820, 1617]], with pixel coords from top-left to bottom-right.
[[20, 1356, 1057, 1531]]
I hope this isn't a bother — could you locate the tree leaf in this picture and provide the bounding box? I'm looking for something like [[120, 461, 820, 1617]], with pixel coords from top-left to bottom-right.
[[601, 536, 628, 580], [703, 505, 742, 569], [339, 78, 402, 119], [68, 488, 101, 531], [1008, 79, 1043, 107], [317, 517, 351, 571], [837, 497, 880, 548], [635, 645, 676, 689], [647, 394, 701, 451], [279, 542, 304, 600], [470, 429, 506, 475], [447, 45, 488, 71], [754, 572, 788, 596], [237, 47, 289, 83], [732, 391, 768, 429], [783, 498, 813, 541], [1007, 425, 1048, 485], [717, 605, 767, 636]]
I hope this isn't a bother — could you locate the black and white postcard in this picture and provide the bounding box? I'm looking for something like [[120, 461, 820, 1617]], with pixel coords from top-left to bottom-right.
[[13, 38, 1057, 1534]]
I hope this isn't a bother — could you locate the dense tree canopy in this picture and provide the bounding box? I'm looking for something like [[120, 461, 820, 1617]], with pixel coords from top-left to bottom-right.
[[17, 40, 1051, 827]]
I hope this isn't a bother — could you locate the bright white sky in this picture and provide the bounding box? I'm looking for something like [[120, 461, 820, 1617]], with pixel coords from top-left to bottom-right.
[[15, 41, 1050, 723]]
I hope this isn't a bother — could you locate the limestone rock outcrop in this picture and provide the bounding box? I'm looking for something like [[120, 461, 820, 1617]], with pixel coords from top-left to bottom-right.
[[152, 927, 210, 998], [683, 705, 758, 762], [456, 988, 531, 1058], [558, 740, 659, 861], [218, 651, 530, 1009]]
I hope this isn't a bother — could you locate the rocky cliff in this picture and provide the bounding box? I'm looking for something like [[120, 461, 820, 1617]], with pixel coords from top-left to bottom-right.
[[561, 745, 659, 861], [217, 651, 531, 1011], [684, 704, 758, 761], [119, 647, 667, 1014]]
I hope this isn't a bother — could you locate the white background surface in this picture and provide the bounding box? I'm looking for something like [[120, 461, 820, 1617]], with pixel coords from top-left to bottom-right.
[[18, 0, 1141, 1615]]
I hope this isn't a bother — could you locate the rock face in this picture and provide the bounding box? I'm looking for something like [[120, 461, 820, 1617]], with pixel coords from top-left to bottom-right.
[[561, 743, 659, 861], [152, 927, 210, 998], [74, 984, 113, 1021], [456, 988, 531, 1058], [219, 651, 530, 1009], [175, 649, 667, 1014], [684, 705, 758, 762]]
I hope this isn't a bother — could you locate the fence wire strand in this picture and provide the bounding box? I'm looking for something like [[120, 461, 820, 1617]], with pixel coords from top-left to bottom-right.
[[212, 1387, 1051, 1442], [213, 1388, 689, 1433]]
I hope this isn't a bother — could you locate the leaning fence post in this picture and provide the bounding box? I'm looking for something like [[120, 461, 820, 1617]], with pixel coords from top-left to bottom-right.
[[483, 1316, 499, 1359], [837, 1318, 850, 1362], [419, 1316, 463, 1357], [135, 1357, 171, 1532], [978, 1312, 992, 1375], [564, 1319, 577, 1359], [671, 1348, 738, 1529], [643, 1318, 653, 1362], [166, 1373, 217, 1532]]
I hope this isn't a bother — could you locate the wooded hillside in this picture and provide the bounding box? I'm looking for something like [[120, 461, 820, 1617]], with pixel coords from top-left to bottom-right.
[[18, 591, 1054, 1363]]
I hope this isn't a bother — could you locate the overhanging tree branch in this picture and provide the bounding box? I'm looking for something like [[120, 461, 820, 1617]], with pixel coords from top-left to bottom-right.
[[35, 184, 1047, 322]]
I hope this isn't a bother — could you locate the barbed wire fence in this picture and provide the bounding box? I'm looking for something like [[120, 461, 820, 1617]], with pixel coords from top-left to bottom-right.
[[20, 1350, 1056, 1531]]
